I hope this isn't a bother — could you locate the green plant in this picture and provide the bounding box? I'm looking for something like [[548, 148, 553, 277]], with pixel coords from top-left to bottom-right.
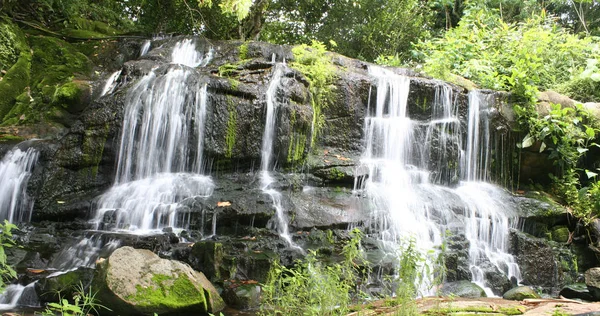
[[415, 8, 595, 103], [260, 228, 368, 315], [0, 220, 17, 292], [291, 40, 336, 147], [41, 282, 110, 316]]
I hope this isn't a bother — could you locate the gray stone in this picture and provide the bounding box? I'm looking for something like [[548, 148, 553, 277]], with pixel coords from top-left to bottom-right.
[[585, 267, 600, 300], [94, 246, 225, 315]]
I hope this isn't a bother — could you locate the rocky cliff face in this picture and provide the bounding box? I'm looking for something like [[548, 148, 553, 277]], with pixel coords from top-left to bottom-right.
[[0, 36, 596, 309]]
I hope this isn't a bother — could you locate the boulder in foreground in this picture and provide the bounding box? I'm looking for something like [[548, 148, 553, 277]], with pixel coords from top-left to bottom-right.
[[94, 246, 225, 315]]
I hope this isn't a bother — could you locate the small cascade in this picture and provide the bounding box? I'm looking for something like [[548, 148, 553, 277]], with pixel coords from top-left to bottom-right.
[[259, 61, 300, 250], [171, 38, 213, 68], [0, 283, 38, 310], [140, 40, 151, 57], [49, 235, 121, 271], [357, 66, 521, 295], [100, 69, 122, 97], [0, 147, 39, 222], [92, 40, 213, 233], [460, 91, 521, 295]]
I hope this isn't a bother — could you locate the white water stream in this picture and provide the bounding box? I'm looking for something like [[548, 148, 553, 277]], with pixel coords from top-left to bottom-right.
[[92, 40, 214, 233], [0, 147, 38, 223], [356, 66, 520, 295], [259, 60, 301, 250]]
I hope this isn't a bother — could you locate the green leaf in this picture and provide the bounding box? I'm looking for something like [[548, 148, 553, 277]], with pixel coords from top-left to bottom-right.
[[520, 133, 534, 148], [539, 142, 546, 152], [586, 170, 598, 179], [577, 147, 589, 153], [586, 127, 596, 138], [591, 73, 600, 82]]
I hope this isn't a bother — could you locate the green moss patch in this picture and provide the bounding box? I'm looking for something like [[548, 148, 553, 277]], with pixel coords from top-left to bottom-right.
[[0, 32, 31, 121], [130, 273, 208, 311]]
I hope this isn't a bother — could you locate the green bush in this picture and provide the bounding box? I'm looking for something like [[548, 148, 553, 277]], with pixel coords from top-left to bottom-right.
[[415, 8, 595, 103]]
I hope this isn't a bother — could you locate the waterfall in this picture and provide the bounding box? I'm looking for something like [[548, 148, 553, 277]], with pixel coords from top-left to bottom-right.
[[357, 66, 520, 295], [100, 70, 122, 97], [259, 62, 299, 250], [0, 147, 38, 223], [460, 90, 521, 295], [140, 40, 151, 57], [92, 40, 213, 233]]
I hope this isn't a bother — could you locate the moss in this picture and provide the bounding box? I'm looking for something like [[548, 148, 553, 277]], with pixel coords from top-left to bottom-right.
[[0, 45, 31, 121], [551, 226, 570, 243], [130, 273, 207, 311], [420, 96, 429, 112], [0, 135, 25, 143], [421, 303, 525, 315], [225, 96, 237, 158], [239, 42, 249, 60], [0, 19, 20, 72], [227, 78, 240, 90], [30, 35, 91, 90], [53, 82, 82, 108], [1, 34, 92, 125], [290, 41, 336, 148], [81, 123, 109, 178], [219, 63, 240, 77], [498, 306, 526, 315]]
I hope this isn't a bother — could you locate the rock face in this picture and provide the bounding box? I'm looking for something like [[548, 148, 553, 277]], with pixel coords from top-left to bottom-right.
[[509, 230, 578, 294], [93, 246, 225, 315], [1, 36, 596, 310], [585, 267, 600, 300]]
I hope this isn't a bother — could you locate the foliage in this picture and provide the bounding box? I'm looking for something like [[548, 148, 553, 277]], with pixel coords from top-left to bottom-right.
[[558, 58, 600, 102], [0, 220, 17, 292], [259, 228, 368, 315], [41, 282, 110, 316], [290, 40, 336, 147], [517, 102, 600, 223], [415, 8, 596, 103], [386, 237, 432, 315], [262, 0, 433, 62]]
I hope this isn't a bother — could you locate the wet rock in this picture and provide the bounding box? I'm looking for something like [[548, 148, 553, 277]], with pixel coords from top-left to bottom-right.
[[502, 286, 541, 301], [94, 246, 225, 315], [188, 241, 224, 282], [481, 261, 513, 296], [36, 267, 94, 303], [222, 282, 261, 309], [585, 267, 600, 300], [290, 186, 369, 229], [510, 230, 564, 293], [439, 281, 486, 298], [559, 283, 595, 301], [443, 234, 472, 282]]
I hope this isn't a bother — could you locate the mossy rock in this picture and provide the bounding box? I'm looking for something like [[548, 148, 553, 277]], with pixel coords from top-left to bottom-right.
[[94, 246, 225, 315], [551, 226, 570, 243], [502, 286, 541, 301], [36, 267, 95, 303], [0, 19, 31, 121], [439, 281, 487, 298], [0, 18, 21, 72]]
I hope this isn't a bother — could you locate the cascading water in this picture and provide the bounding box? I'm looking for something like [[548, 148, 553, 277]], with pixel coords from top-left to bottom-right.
[[259, 60, 300, 250], [0, 147, 38, 223], [100, 69, 122, 97], [459, 91, 521, 295], [357, 66, 520, 295], [92, 40, 214, 233]]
